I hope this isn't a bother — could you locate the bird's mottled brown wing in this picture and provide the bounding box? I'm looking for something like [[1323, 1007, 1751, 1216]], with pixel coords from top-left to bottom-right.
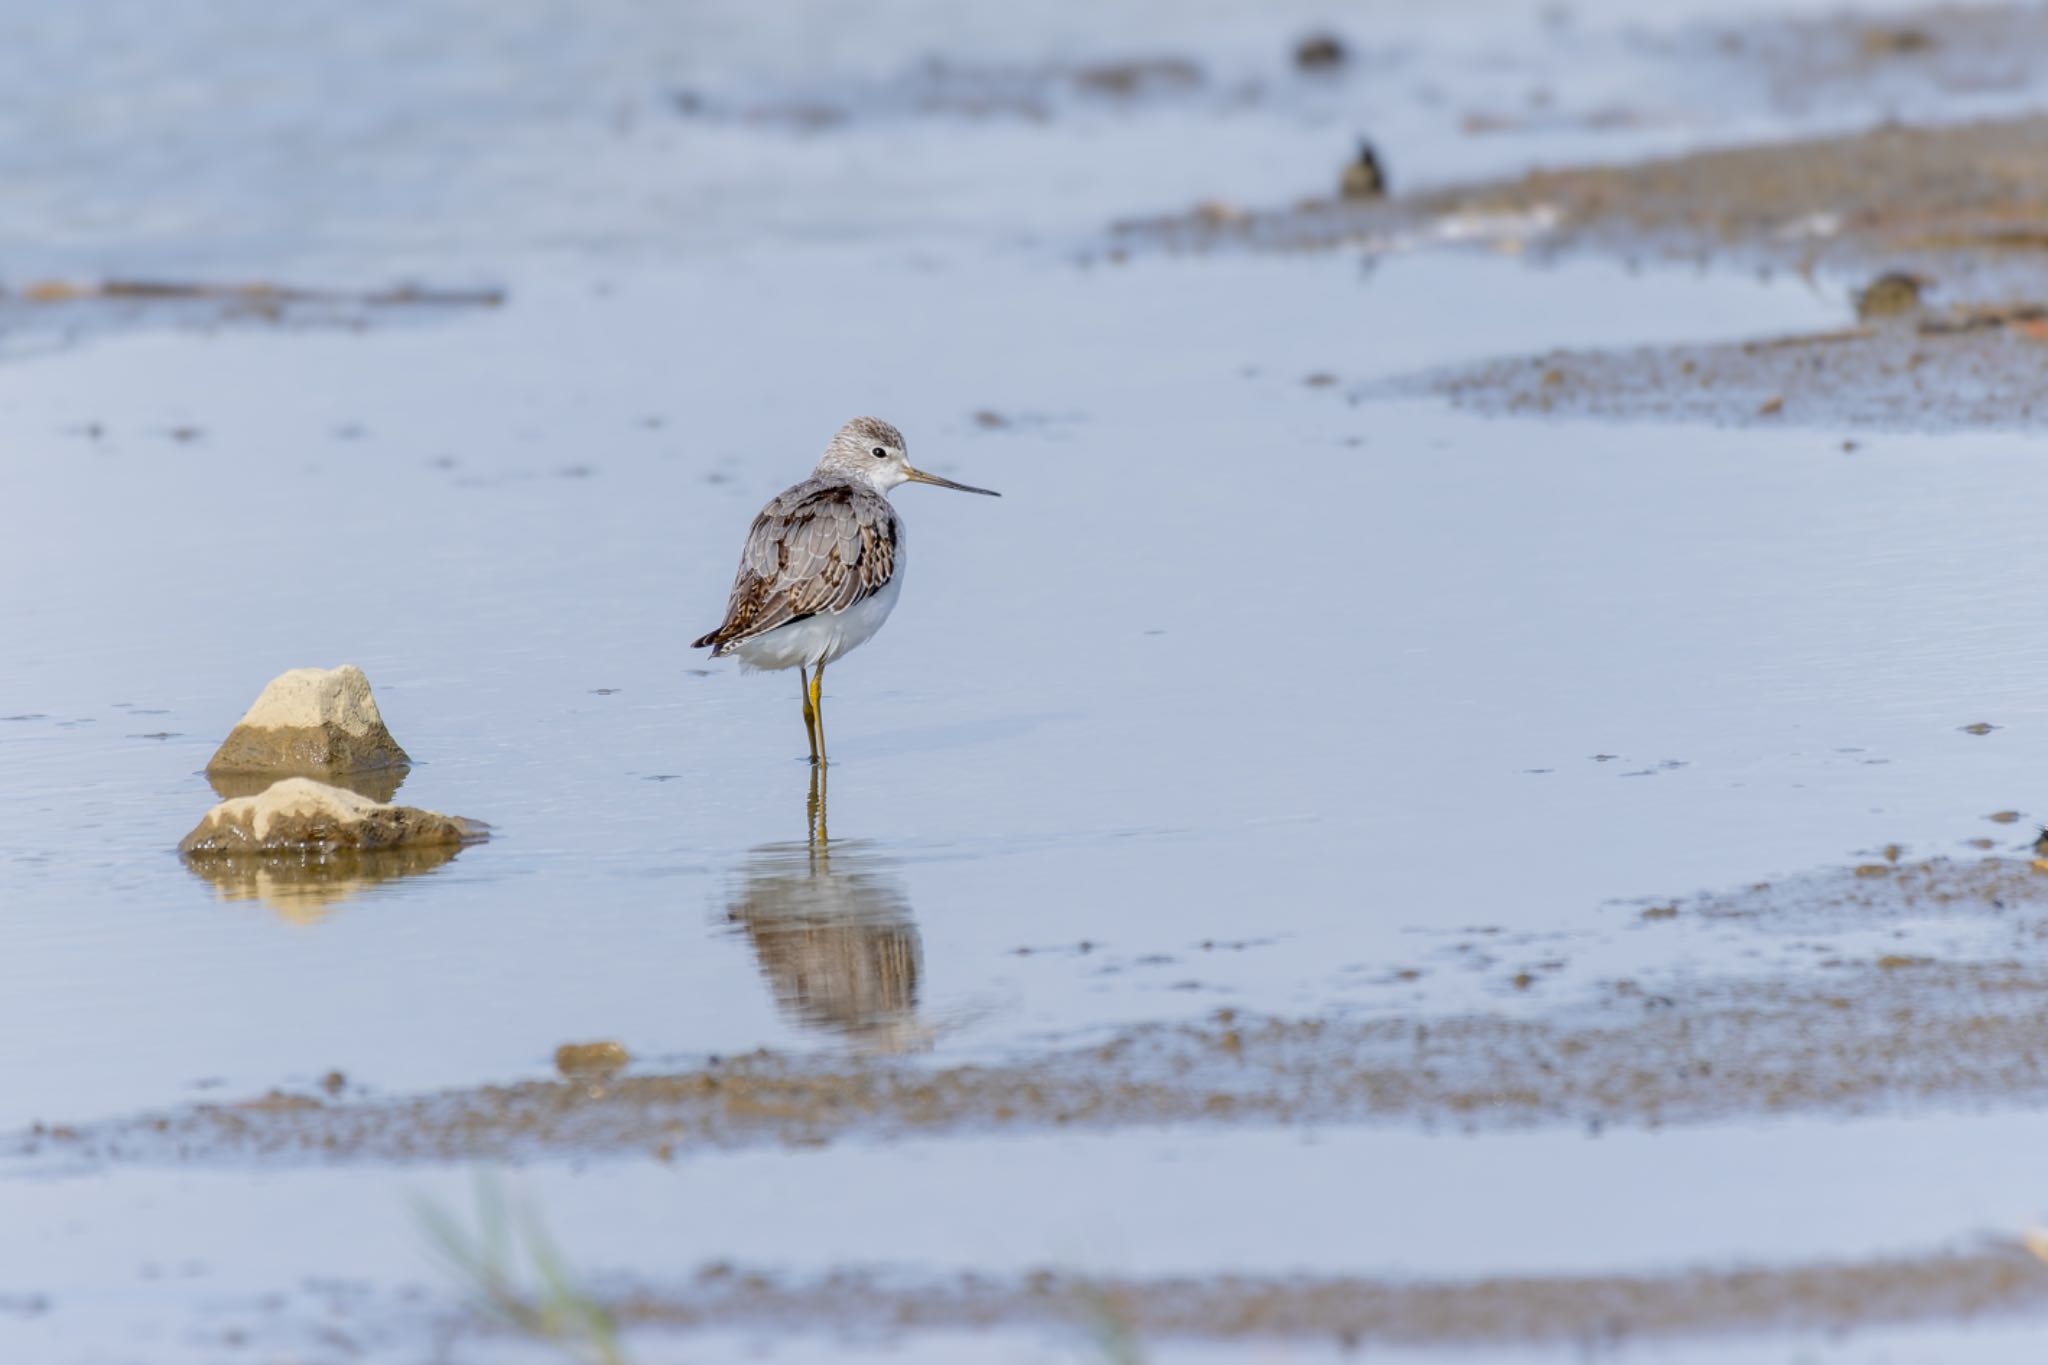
[[692, 480, 899, 654]]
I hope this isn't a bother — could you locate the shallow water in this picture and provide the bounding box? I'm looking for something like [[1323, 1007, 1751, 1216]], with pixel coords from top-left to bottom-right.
[[7, 0, 2048, 1359], [7, 250, 1996, 1124], [23, 1110, 2045, 1284]]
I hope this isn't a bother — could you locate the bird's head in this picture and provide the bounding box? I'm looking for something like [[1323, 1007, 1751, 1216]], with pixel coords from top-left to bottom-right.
[[816, 416, 1000, 498]]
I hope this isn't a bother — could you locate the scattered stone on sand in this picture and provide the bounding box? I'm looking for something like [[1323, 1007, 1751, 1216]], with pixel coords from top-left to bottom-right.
[[555, 1041, 632, 1077], [206, 664, 410, 777], [1857, 270, 1926, 319], [1293, 32, 1348, 71], [1340, 140, 1388, 199], [179, 777, 484, 857]]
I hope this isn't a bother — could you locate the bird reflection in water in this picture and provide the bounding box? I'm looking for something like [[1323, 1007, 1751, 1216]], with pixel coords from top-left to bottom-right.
[[725, 765, 930, 1053]]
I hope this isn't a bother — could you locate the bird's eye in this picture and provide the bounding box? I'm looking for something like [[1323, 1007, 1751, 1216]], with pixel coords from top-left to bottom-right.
[[871, 446, 887, 458]]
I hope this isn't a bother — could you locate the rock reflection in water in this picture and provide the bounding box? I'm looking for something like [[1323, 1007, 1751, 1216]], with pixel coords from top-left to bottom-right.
[[727, 771, 928, 1053], [182, 843, 464, 924], [205, 766, 408, 804]]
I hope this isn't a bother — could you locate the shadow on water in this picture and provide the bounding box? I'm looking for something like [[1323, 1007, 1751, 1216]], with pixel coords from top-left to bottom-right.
[[182, 765, 464, 923], [724, 767, 930, 1054]]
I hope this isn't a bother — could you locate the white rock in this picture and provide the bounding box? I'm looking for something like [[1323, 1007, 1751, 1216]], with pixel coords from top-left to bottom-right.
[[179, 777, 483, 855], [205, 664, 410, 775]]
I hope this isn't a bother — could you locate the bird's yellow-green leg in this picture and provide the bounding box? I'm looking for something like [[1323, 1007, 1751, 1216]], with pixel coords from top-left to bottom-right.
[[810, 661, 828, 766], [798, 665, 820, 764]]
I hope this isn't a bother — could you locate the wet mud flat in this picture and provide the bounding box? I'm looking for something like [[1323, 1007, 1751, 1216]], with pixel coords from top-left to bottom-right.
[[0, 278, 501, 361], [1392, 303, 2048, 429], [1114, 110, 2048, 288], [27, 855, 2048, 1167], [1113, 100, 2048, 429], [672, 52, 1214, 126], [489, 1243, 2048, 1353], [1649, 3, 2048, 117], [1375, 111, 2048, 428], [66, 1224, 2048, 1362]]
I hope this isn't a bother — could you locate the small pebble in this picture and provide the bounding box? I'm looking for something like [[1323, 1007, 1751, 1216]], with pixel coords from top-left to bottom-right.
[[555, 1040, 631, 1077], [1857, 271, 1924, 319], [1294, 32, 1348, 70]]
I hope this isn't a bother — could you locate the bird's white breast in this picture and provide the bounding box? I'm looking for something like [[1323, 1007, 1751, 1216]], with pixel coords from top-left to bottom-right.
[[730, 566, 904, 672]]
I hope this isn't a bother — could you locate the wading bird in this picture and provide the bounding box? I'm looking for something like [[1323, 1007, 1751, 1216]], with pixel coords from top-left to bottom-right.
[[693, 417, 999, 763]]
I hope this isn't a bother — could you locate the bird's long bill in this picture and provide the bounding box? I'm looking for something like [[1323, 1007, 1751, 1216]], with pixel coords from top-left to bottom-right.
[[904, 465, 1001, 496]]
